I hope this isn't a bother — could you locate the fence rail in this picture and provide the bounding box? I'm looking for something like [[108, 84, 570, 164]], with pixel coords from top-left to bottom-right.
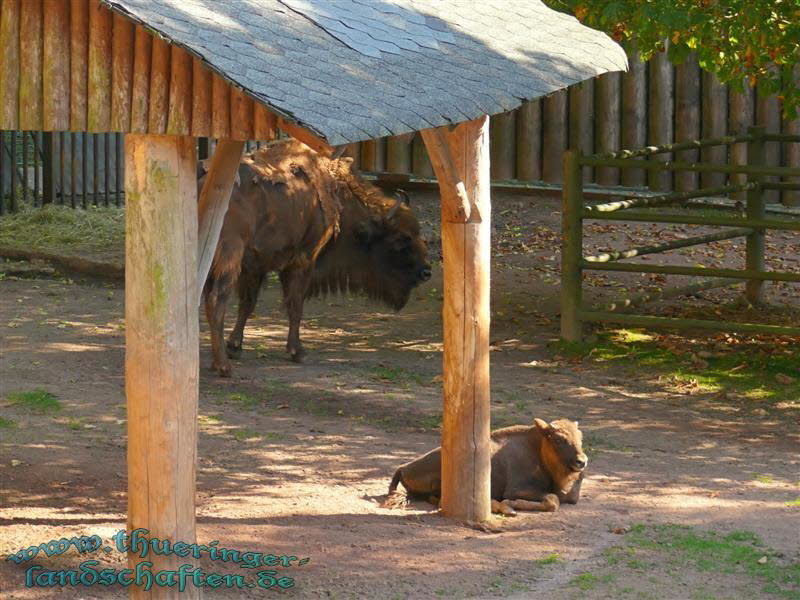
[[561, 127, 800, 340]]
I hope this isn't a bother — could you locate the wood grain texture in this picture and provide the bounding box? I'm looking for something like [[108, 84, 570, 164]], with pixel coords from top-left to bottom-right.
[[253, 102, 277, 141], [277, 117, 333, 156], [19, 0, 43, 130], [148, 35, 170, 134], [568, 80, 594, 183], [516, 99, 541, 181], [87, 0, 112, 131], [191, 57, 211, 137], [211, 73, 230, 139], [0, 0, 21, 129], [542, 89, 567, 183], [125, 133, 200, 600], [111, 11, 134, 131], [437, 115, 491, 523], [729, 82, 755, 201], [783, 66, 800, 206], [595, 73, 621, 185], [701, 71, 728, 189], [69, 0, 89, 130], [197, 140, 245, 303], [648, 47, 674, 191], [360, 138, 386, 172], [421, 126, 472, 223], [130, 25, 151, 133], [230, 86, 253, 141], [756, 79, 781, 203], [489, 110, 515, 180], [386, 135, 412, 173], [167, 45, 192, 135], [675, 55, 701, 191], [411, 135, 433, 177], [621, 44, 647, 187]]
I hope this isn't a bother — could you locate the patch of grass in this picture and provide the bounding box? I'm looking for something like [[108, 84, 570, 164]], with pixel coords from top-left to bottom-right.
[[785, 498, 800, 507], [0, 416, 17, 428], [0, 204, 124, 259], [231, 428, 261, 441], [553, 327, 800, 404], [570, 573, 615, 591], [67, 418, 83, 430], [535, 552, 561, 565], [227, 392, 262, 410], [367, 365, 428, 388], [755, 474, 775, 484], [6, 389, 61, 413]]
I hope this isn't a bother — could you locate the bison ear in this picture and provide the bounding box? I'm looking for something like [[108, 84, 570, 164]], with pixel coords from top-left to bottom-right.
[[533, 418, 549, 432]]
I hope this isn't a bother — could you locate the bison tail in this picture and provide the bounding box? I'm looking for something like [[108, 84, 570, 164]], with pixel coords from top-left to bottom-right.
[[389, 468, 402, 494], [380, 468, 408, 509]]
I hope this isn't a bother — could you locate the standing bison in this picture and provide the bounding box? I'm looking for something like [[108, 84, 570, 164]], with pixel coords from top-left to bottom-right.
[[201, 139, 431, 377], [385, 418, 587, 515]]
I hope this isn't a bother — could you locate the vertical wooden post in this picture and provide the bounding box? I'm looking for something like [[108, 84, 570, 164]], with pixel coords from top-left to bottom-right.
[[490, 110, 516, 180], [361, 138, 386, 172], [561, 149, 583, 342], [595, 73, 621, 185], [411, 135, 434, 177], [756, 80, 781, 204], [701, 71, 728, 188], [516, 99, 541, 181], [745, 126, 765, 304], [729, 81, 755, 202], [42, 133, 57, 205], [648, 45, 674, 192], [543, 89, 568, 182], [421, 116, 491, 523], [386, 135, 412, 173], [569, 80, 594, 183], [621, 44, 647, 187], [125, 134, 199, 600], [197, 139, 245, 303], [675, 54, 701, 191]]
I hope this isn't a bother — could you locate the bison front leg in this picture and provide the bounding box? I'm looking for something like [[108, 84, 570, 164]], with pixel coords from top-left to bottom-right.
[[279, 264, 313, 363], [204, 276, 234, 377], [505, 493, 560, 513]]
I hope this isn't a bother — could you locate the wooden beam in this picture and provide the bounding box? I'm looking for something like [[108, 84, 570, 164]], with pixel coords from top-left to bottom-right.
[[111, 11, 135, 132], [423, 116, 491, 523], [420, 127, 472, 222], [70, 0, 89, 131], [516, 99, 541, 181], [0, 0, 21, 130], [230, 87, 253, 141], [87, 0, 112, 132], [125, 133, 199, 600], [19, 0, 43, 130], [130, 25, 151, 133], [211, 73, 230, 139], [167, 45, 192, 135], [148, 35, 170, 134], [196, 139, 245, 304], [191, 57, 212, 137], [253, 102, 277, 141], [277, 116, 334, 156]]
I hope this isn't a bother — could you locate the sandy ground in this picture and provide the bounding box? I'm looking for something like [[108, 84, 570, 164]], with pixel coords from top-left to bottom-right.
[[1, 191, 798, 599]]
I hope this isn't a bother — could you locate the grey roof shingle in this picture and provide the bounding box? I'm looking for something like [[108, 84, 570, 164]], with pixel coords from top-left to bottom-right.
[[102, 0, 627, 145]]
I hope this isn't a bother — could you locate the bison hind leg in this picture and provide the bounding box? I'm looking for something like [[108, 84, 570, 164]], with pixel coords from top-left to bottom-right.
[[506, 494, 560, 513]]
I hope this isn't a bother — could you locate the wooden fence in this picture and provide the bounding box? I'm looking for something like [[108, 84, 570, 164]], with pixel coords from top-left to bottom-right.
[[349, 50, 800, 207], [561, 127, 800, 341]]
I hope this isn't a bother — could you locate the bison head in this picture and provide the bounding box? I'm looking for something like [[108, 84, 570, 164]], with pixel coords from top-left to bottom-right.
[[308, 159, 431, 310], [534, 418, 588, 474]]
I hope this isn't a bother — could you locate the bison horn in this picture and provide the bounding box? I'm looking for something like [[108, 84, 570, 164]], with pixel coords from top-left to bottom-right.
[[386, 197, 402, 221], [394, 189, 410, 206]]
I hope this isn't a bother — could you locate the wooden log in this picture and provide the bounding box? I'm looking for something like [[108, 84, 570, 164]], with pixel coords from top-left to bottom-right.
[[69, 0, 89, 131], [490, 110, 515, 180], [191, 57, 211, 137], [728, 81, 755, 201], [359, 139, 380, 172], [344, 142, 362, 170], [542, 89, 567, 183], [784, 67, 800, 206], [148, 35, 170, 134], [420, 127, 472, 222], [386, 135, 412, 173], [621, 44, 647, 187], [211, 73, 230, 139], [756, 80, 781, 203], [230, 87, 254, 141], [745, 126, 765, 303], [19, 0, 44, 130], [111, 12, 134, 132], [277, 117, 334, 156], [197, 139, 245, 304], [87, 0, 112, 132], [411, 135, 433, 177], [701, 71, 728, 188], [648, 46, 674, 191], [674, 54, 701, 191], [125, 133, 199, 600], [130, 26, 151, 133], [166, 45, 192, 136], [0, 0, 20, 130], [568, 81, 593, 183], [423, 116, 491, 523], [561, 149, 583, 341], [595, 73, 621, 186], [516, 99, 541, 181], [253, 103, 277, 141]]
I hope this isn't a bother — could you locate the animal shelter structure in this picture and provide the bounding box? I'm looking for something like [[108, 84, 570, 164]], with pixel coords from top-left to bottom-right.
[[0, 0, 625, 596]]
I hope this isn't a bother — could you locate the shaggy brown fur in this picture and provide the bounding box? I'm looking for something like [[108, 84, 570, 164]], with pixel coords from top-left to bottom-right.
[[201, 139, 430, 377], [384, 418, 587, 515]]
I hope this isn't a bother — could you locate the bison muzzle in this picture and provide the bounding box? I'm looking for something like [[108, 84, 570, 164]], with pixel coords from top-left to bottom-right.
[[201, 139, 431, 377], [385, 418, 587, 515]]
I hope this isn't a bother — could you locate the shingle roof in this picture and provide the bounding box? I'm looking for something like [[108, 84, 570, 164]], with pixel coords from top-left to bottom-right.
[[103, 0, 627, 146]]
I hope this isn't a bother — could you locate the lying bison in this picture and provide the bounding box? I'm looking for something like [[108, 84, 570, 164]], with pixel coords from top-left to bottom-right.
[[201, 139, 431, 377], [386, 418, 587, 515]]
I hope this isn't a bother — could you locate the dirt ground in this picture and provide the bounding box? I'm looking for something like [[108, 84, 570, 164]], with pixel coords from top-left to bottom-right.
[[1, 191, 798, 599]]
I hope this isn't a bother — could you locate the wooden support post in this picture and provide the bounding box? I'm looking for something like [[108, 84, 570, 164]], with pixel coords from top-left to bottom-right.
[[125, 134, 199, 600], [621, 44, 647, 187], [756, 80, 781, 204], [648, 45, 674, 192], [745, 126, 765, 304], [675, 54, 701, 192], [561, 149, 583, 341], [516, 99, 541, 181], [197, 139, 245, 303], [42, 132, 57, 205], [386, 135, 412, 173], [701, 72, 728, 189], [490, 110, 516, 180], [569, 80, 594, 183], [421, 116, 491, 523], [543, 90, 568, 182], [595, 73, 621, 185], [729, 80, 755, 202]]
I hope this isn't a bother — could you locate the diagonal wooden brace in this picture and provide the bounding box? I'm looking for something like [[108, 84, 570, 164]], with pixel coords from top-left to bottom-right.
[[421, 126, 477, 223]]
